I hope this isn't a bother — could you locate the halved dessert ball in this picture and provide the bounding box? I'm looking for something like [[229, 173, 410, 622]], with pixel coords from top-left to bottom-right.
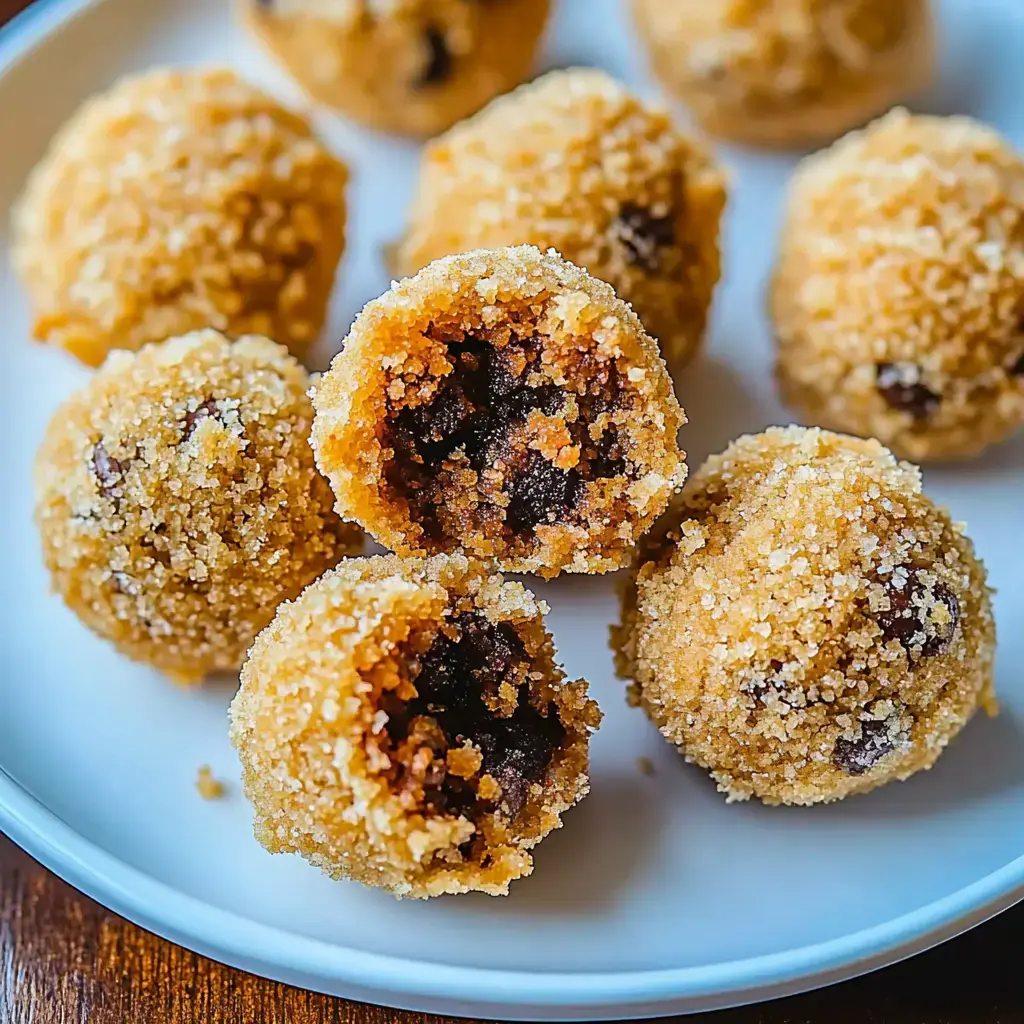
[[229, 553, 601, 897], [312, 246, 687, 577]]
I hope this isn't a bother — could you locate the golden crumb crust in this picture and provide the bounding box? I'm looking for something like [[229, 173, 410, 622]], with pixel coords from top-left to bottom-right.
[[772, 109, 1024, 461], [34, 330, 362, 683], [241, 0, 550, 138], [395, 68, 727, 372], [312, 245, 687, 577], [12, 67, 347, 367], [614, 426, 995, 806], [229, 553, 601, 898], [632, 0, 933, 147]]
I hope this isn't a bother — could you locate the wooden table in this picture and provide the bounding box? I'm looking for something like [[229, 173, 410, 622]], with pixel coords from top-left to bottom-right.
[[1, 1, 1021, 1021]]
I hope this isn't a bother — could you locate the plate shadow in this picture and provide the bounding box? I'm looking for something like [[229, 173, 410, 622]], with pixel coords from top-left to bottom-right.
[[491, 773, 667, 917]]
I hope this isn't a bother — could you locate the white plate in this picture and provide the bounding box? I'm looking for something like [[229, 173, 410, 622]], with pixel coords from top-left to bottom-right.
[[1, 0, 1022, 1018]]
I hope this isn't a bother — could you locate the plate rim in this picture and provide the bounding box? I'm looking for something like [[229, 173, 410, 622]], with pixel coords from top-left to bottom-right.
[[2, 0, 1023, 1017], [3, 769, 1024, 1017]]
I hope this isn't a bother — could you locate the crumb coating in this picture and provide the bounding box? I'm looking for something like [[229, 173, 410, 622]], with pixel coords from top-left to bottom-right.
[[395, 68, 727, 371], [614, 426, 995, 806], [773, 109, 1024, 461], [632, 0, 933, 147], [12, 68, 347, 366], [229, 553, 601, 898], [241, 0, 550, 138], [312, 245, 687, 578], [34, 330, 362, 683]]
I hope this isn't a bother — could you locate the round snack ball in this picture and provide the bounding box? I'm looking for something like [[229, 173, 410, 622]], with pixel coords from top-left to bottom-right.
[[229, 552, 601, 898], [241, 0, 551, 138], [614, 426, 996, 806], [632, 0, 933, 148], [394, 68, 727, 372], [773, 109, 1024, 461], [312, 245, 687, 578], [12, 68, 347, 367], [34, 330, 362, 684]]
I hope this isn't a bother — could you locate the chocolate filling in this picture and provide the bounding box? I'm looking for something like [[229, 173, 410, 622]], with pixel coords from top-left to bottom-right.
[[384, 334, 627, 543], [384, 613, 566, 824]]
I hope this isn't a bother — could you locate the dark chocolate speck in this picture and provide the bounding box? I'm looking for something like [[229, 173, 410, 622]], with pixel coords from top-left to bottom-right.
[[613, 203, 677, 274], [416, 26, 453, 87], [91, 443, 126, 500], [874, 567, 959, 657], [876, 363, 941, 419], [182, 399, 220, 441], [833, 719, 894, 775]]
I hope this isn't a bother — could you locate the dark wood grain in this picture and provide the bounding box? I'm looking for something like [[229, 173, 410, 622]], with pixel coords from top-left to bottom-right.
[[1, 1, 1021, 1022]]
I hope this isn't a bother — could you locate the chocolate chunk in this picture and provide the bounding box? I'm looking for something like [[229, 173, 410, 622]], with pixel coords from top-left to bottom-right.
[[614, 203, 677, 273], [90, 443, 125, 500], [182, 399, 220, 441], [416, 26, 453, 87], [876, 363, 940, 419], [379, 689, 412, 743], [874, 568, 959, 657], [386, 336, 584, 534], [588, 427, 627, 478], [385, 334, 625, 537], [833, 719, 894, 775], [505, 452, 583, 532], [473, 699, 565, 817], [1009, 350, 1024, 377], [388, 612, 565, 822], [455, 614, 525, 690]]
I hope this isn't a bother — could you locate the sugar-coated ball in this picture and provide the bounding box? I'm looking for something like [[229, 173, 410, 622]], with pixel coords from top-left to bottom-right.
[[632, 0, 933, 147], [241, 0, 551, 138], [13, 68, 347, 366], [395, 68, 727, 372], [312, 245, 687, 578], [773, 109, 1024, 461], [34, 330, 362, 683], [614, 426, 995, 806]]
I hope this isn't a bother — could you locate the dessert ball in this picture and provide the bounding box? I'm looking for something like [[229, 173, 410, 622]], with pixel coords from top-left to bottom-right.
[[632, 0, 933, 147], [394, 68, 727, 371], [13, 68, 347, 367], [34, 330, 362, 683], [773, 110, 1024, 461], [614, 426, 995, 806], [241, 0, 551, 138], [312, 246, 687, 578], [229, 553, 600, 898]]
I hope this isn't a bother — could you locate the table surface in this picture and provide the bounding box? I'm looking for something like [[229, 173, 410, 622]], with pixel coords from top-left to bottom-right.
[[1, 1, 1021, 1022]]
